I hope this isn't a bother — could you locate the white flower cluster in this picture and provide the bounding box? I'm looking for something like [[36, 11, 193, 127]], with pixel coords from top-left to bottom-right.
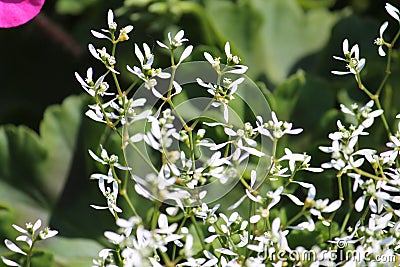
[[1, 219, 58, 267], [73, 3, 400, 267]]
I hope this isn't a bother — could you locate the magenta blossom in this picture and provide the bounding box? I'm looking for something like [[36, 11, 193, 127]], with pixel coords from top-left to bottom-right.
[[0, 0, 45, 28]]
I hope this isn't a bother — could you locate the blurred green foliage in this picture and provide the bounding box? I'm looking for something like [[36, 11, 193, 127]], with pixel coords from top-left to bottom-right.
[[1, 0, 399, 265]]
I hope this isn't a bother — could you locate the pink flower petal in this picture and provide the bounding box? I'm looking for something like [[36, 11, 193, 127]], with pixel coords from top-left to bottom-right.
[[0, 0, 45, 28]]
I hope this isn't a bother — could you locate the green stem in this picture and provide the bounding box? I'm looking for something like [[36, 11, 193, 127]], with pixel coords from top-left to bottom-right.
[[25, 239, 37, 267], [354, 167, 388, 182], [151, 203, 161, 230], [190, 215, 206, 250], [283, 209, 306, 229], [172, 216, 188, 261], [127, 139, 159, 173], [337, 173, 344, 201], [121, 191, 139, 217], [357, 70, 392, 138]]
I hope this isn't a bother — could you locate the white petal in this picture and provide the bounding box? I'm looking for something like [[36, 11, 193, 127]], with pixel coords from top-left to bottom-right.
[[91, 30, 110, 40], [152, 88, 164, 99], [342, 39, 349, 54], [245, 189, 261, 203], [204, 234, 219, 243], [156, 40, 169, 49], [204, 52, 215, 65], [331, 70, 351, 75], [33, 219, 42, 232], [4, 239, 26, 255], [16, 235, 32, 247], [143, 43, 151, 57], [284, 194, 304, 206], [380, 21, 389, 37], [250, 215, 261, 224], [386, 3, 400, 22], [1, 256, 21, 267], [85, 110, 104, 123], [12, 224, 27, 234], [250, 170, 257, 187], [355, 196, 365, 212], [228, 195, 246, 210], [134, 44, 144, 64], [178, 45, 193, 65], [172, 81, 182, 95], [215, 248, 237, 256], [157, 72, 171, 79], [224, 127, 237, 136], [225, 65, 248, 74], [322, 200, 342, 213], [88, 44, 100, 60], [107, 10, 114, 27], [90, 205, 108, 210], [224, 42, 231, 57], [158, 214, 168, 229]]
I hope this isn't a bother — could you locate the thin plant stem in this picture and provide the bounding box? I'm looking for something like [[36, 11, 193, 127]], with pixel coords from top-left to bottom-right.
[[190, 215, 206, 250]]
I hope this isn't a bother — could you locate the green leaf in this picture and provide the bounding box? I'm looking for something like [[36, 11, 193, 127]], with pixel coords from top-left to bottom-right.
[[39, 95, 88, 202], [0, 125, 50, 216], [274, 71, 335, 130], [42, 237, 103, 267], [204, 0, 343, 84]]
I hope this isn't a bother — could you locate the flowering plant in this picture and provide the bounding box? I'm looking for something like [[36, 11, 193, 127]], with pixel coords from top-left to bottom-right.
[[1, 1, 400, 267]]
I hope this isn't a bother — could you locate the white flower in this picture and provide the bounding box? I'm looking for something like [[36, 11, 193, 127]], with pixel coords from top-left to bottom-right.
[[380, 135, 400, 162], [340, 100, 383, 128], [88, 145, 131, 170], [75, 68, 113, 97], [39, 227, 58, 240], [127, 43, 171, 96], [88, 44, 119, 74], [117, 25, 134, 42], [224, 42, 240, 64], [204, 52, 221, 70], [90, 177, 122, 217], [331, 39, 366, 77], [374, 21, 389, 56], [195, 203, 220, 223], [385, 3, 400, 22], [271, 218, 291, 252], [256, 112, 303, 140], [157, 30, 189, 49]]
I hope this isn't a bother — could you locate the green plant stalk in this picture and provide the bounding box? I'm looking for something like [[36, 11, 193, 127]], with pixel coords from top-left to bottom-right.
[[283, 208, 306, 230], [172, 216, 188, 261], [110, 42, 124, 98], [354, 167, 389, 182], [25, 238, 38, 267], [127, 139, 159, 173], [357, 69, 392, 138], [190, 215, 206, 250], [340, 175, 354, 233], [337, 173, 344, 201]]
